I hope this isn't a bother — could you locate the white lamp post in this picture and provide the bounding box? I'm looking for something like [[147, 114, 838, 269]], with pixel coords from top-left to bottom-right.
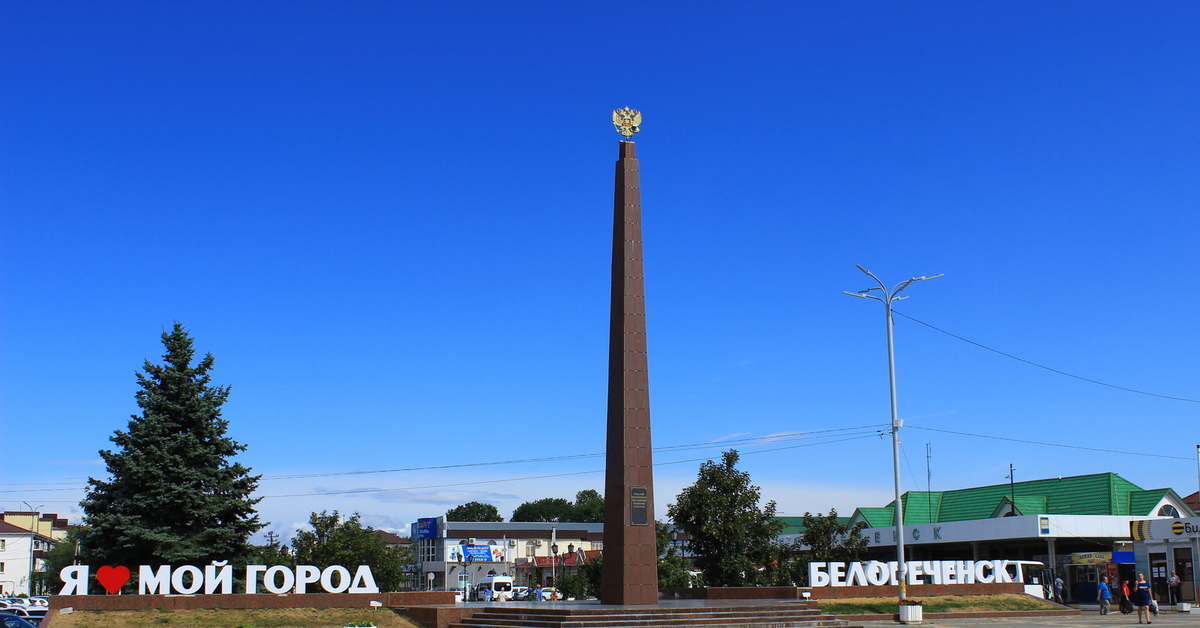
[[845, 265, 942, 600]]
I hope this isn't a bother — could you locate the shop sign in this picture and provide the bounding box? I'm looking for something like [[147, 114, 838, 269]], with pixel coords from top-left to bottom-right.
[[1131, 516, 1200, 541], [416, 517, 439, 539], [1070, 552, 1111, 564], [808, 559, 1032, 587], [59, 563, 379, 595]]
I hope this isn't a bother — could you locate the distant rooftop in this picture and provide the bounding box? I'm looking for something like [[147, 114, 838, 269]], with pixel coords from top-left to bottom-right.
[[845, 472, 1195, 528]]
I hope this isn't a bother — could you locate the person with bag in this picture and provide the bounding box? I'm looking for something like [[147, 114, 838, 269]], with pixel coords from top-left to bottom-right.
[[1132, 573, 1153, 624], [1119, 579, 1134, 615]]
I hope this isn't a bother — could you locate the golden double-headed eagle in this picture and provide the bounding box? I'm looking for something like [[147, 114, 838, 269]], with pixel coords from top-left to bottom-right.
[[612, 107, 641, 140]]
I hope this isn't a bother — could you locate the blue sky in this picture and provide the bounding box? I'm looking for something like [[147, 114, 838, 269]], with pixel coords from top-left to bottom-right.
[[2, 1, 1198, 541]]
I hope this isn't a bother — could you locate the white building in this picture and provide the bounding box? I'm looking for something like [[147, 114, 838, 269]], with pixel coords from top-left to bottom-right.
[[0, 520, 54, 595], [410, 517, 602, 592]]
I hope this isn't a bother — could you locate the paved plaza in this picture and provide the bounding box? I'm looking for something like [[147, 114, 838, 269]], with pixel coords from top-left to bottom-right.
[[858, 610, 1199, 627]]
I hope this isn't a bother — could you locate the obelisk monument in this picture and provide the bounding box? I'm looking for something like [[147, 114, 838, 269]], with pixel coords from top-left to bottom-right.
[[601, 107, 659, 605]]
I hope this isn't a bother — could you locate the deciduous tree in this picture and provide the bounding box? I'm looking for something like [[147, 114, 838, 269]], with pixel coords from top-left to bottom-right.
[[291, 511, 411, 591], [667, 450, 783, 587], [511, 497, 574, 522], [568, 489, 604, 523], [510, 490, 604, 523], [80, 323, 262, 567], [446, 501, 503, 522]]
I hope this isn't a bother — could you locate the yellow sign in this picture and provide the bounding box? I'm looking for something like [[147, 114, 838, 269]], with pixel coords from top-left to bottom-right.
[[1071, 552, 1111, 564]]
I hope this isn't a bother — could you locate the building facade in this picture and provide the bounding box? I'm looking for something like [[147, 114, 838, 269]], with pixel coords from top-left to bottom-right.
[[1131, 515, 1200, 603], [410, 517, 602, 593], [0, 521, 54, 595], [783, 473, 1194, 602]]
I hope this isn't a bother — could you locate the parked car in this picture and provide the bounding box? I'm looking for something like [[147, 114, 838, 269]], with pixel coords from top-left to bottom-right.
[[0, 614, 38, 628], [512, 586, 531, 601]]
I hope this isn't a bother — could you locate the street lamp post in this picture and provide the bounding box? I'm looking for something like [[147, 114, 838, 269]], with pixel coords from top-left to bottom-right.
[[845, 265, 942, 600], [23, 502, 44, 596]]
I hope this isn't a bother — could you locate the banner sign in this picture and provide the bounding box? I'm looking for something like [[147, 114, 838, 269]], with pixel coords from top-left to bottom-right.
[[462, 545, 496, 562], [416, 517, 439, 539], [59, 563, 379, 595], [1070, 552, 1111, 564], [808, 559, 1039, 587], [1131, 516, 1200, 541]]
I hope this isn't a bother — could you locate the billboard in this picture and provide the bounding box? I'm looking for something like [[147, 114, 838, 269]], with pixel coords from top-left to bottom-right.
[[416, 518, 439, 539]]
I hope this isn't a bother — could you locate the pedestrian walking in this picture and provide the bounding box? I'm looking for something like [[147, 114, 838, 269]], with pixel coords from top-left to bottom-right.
[[1053, 574, 1065, 604], [1119, 579, 1134, 615], [1097, 575, 1112, 615], [1133, 572, 1153, 624]]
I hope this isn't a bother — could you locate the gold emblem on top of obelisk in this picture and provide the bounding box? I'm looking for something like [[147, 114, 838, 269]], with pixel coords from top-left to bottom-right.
[[612, 107, 642, 140]]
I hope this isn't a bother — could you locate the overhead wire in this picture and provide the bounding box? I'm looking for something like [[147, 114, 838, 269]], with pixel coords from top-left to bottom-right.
[[0, 425, 887, 497], [906, 424, 1192, 460], [893, 310, 1200, 403]]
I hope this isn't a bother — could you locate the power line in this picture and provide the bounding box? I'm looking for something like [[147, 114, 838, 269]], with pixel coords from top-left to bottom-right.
[[0, 425, 887, 495], [907, 424, 1192, 460], [259, 425, 885, 480], [259, 432, 881, 499], [893, 310, 1200, 403]]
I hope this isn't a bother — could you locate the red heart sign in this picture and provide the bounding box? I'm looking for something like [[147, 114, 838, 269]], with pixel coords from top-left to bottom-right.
[[96, 565, 131, 594]]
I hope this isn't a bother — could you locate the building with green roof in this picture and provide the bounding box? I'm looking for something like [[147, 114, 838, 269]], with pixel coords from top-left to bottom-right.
[[784, 472, 1195, 602]]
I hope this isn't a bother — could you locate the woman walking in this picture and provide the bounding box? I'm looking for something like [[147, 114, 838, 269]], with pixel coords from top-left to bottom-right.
[[1132, 573, 1153, 624]]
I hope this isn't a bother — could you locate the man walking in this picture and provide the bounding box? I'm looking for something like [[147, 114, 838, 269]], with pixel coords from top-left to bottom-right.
[[1097, 575, 1112, 615]]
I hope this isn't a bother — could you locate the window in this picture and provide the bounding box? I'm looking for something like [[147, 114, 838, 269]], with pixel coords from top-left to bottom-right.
[[418, 538, 438, 563], [525, 541, 537, 557], [0, 540, 5, 551], [0, 562, 5, 574], [1159, 505, 1180, 517]]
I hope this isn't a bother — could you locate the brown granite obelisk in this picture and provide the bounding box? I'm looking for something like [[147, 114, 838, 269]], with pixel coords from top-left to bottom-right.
[[601, 108, 658, 605]]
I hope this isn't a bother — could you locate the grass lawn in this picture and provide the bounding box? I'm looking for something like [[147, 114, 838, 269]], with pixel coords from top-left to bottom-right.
[[49, 607, 422, 628], [819, 594, 1061, 615]]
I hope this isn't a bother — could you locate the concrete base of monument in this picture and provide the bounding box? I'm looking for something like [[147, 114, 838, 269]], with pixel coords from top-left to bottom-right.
[[434, 599, 856, 628]]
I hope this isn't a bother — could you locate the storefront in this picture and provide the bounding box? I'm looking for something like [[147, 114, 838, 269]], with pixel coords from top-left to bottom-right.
[[1131, 517, 1200, 603]]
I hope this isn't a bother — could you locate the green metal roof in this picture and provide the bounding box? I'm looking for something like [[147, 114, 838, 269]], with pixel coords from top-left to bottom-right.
[[855, 507, 896, 528], [1128, 489, 1170, 516], [1012, 495, 1048, 515], [775, 515, 852, 535], [848, 472, 1184, 525], [777, 516, 806, 535]]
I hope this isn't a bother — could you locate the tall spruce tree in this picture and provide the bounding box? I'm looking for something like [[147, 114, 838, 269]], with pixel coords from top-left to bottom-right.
[[80, 323, 262, 566]]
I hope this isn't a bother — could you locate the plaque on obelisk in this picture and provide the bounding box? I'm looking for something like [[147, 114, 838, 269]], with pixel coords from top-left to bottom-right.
[[600, 107, 659, 605]]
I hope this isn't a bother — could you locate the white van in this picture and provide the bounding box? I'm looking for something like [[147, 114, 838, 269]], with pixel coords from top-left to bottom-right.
[[476, 575, 515, 601]]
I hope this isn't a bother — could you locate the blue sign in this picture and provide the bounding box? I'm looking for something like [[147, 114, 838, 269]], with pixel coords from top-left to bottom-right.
[[463, 545, 494, 562], [416, 518, 439, 539]]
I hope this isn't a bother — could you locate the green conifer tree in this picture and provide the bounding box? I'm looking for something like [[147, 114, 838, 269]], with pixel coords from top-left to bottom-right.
[[80, 323, 262, 566]]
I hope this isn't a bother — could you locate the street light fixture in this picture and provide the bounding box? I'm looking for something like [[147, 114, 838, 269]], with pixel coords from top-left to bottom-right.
[[23, 502, 44, 596], [844, 265, 942, 600]]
